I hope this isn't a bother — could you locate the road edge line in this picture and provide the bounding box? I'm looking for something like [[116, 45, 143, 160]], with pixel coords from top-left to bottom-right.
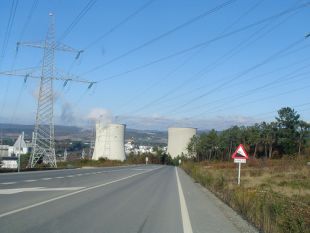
[[175, 167, 193, 233]]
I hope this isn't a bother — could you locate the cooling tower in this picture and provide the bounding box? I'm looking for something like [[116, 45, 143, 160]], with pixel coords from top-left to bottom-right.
[[92, 123, 126, 161], [167, 127, 197, 158]]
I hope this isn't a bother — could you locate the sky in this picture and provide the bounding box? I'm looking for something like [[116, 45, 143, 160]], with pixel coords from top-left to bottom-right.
[[0, 0, 310, 130]]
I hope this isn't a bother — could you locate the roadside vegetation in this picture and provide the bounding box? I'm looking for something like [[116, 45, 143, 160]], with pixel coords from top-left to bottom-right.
[[182, 158, 310, 233], [182, 107, 310, 233]]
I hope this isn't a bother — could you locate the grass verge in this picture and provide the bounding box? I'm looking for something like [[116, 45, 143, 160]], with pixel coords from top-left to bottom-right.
[[182, 158, 310, 233]]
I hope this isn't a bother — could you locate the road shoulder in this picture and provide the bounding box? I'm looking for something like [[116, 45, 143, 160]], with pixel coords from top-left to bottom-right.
[[177, 167, 258, 233]]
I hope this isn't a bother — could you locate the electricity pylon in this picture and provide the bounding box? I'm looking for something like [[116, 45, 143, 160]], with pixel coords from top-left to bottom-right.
[[0, 13, 95, 168]]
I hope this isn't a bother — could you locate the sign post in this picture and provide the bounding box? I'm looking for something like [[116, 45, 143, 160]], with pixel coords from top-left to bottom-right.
[[145, 156, 149, 165], [231, 144, 249, 185]]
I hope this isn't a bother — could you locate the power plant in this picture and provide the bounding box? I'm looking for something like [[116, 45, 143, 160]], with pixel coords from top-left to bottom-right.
[[167, 127, 197, 158], [92, 123, 126, 161]]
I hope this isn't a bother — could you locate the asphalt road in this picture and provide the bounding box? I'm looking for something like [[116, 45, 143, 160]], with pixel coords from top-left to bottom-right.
[[0, 165, 257, 233]]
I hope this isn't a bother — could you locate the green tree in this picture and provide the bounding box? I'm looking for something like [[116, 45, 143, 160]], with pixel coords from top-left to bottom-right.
[[206, 129, 219, 160], [276, 107, 300, 154], [248, 124, 261, 158]]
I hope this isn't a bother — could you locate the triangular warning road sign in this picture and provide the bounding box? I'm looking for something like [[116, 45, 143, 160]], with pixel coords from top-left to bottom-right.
[[232, 144, 249, 159]]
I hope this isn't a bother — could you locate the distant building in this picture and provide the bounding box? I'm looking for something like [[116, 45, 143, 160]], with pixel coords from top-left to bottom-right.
[[92, 123, 126, 161], [12, 134, 28, 155], [0, 145, 11, 157], [0, 157, 18, 169], [0, 133, 29, 158], [167, 127, 197, 158]]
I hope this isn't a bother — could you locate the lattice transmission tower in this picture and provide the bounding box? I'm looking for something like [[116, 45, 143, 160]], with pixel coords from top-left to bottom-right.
[[0, 13, 95, 168]]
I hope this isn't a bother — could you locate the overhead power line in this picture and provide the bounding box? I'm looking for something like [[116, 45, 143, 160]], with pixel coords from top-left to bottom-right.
[[98, 1, 310, 82], [84, 0, 156, 50], [167, 36, 306, 113], [18, 0, 39, 41], [58, 0, 97, 42], [66, 0, 156, 73], [0, 0, 19, 66], [80, 0, 238, 76], [189, 66, 310, 117], [115, 0, 264, 113], [148, 11, 306, 114]]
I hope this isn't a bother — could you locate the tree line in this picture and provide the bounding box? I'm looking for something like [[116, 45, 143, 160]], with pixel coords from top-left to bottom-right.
[[187, 107, 310, 160]]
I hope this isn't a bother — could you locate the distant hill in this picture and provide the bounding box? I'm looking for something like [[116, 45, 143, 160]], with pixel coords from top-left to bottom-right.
[[126, 128, 167, 145], [0, 123, 85, 140], [0, 123, 168, 145]]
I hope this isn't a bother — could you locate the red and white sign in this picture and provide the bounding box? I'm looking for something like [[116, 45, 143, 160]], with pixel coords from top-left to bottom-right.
[[232, 144, 249, 159], [231, 144, 249, 184]]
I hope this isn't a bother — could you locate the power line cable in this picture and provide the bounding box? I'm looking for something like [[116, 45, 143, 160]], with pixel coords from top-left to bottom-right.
[[80, 0, 238, 76], [0, 0, 19, 67], [0, 0, 19, 125], [98, 2, 310, 83], [58, 0, 97, 42], [84, 0, 156, 50], [189, 67, 310, 117], [18, 0, 39, 41], [116, 0, 264, 113], [67, 0, 156, 73], [167, 36, 306, 114], [159, 42, 310, 114]]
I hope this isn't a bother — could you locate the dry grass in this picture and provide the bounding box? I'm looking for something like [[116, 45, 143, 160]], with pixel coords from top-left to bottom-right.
[[182, 157, 310, 233]]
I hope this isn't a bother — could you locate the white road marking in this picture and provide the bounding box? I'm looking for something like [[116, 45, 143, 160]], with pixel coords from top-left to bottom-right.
[[0, 167, 161, 218], [24, 180, 36, 182], [55, 177, 64, 179], [0, 182, 16, 185], [131, 168, 149, 171], [76, 174, 82, 176], [41, 178, 52, 180], [175, 167, 193, 233], [0, 187, 84, 194], [67, 175, 74, 178]]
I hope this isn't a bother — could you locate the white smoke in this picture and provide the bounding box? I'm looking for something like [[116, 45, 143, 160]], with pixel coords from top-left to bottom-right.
[[86, 108, 112, 126]]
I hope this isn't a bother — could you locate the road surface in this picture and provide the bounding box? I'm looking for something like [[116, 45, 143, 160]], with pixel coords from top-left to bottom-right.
[[0, 165, 257, 233]]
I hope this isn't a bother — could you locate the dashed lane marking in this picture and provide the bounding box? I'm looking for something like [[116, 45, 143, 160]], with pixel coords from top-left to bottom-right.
[[0, 182, 16, 185]]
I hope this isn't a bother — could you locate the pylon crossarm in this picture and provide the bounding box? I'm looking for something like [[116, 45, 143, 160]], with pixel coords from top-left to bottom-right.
[[17, 41, 45, 49], [0, 70, 94, 85], [55, 69, 96, 84], [55, 42, 82, 54], [0, 67, 40, 77]]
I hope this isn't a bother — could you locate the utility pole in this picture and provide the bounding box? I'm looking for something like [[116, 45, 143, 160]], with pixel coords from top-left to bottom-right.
[[89, 123, 95, 157], [0, 13, 95, 168], [63, 148, 67, 161], [17, 132, 24, 173]]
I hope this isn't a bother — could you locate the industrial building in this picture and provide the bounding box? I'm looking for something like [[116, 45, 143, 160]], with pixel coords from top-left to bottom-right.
[[92, 123, 126, 161], [167, 127, 197, 158]]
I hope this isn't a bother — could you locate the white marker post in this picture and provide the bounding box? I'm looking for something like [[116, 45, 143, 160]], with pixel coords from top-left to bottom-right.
[[232, 144, 248, 185], [145, 156, 148, 165]]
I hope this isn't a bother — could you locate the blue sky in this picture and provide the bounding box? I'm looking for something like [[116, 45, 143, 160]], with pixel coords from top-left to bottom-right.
[[0, 0, 310, 130]]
